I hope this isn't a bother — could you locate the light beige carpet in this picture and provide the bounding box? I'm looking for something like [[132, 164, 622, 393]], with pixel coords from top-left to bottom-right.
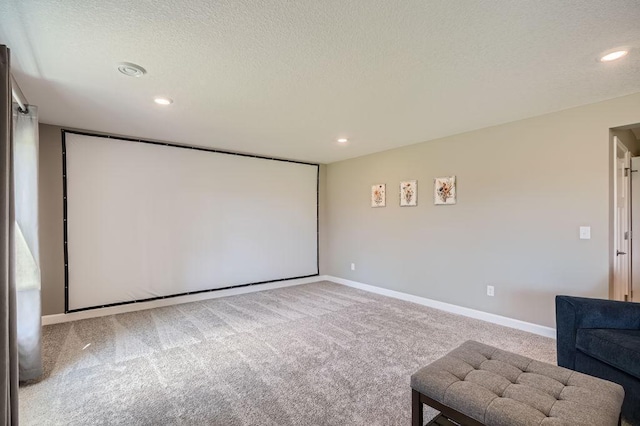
[[20, 281, 557, 425]]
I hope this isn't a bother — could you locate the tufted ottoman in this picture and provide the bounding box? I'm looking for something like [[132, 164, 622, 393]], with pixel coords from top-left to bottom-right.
[[411, 341, 624, 426]]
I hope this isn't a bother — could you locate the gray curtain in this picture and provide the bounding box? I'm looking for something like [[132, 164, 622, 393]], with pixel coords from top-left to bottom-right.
[[13, 103, 41, 382], [1, 44, 19, 426]]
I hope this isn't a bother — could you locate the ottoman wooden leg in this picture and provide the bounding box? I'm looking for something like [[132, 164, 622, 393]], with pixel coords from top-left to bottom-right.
[[412, 389, 423, 426]]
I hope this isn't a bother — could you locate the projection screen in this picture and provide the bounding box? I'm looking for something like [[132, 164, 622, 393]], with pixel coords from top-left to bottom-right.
[[63, 131, 318, 312]]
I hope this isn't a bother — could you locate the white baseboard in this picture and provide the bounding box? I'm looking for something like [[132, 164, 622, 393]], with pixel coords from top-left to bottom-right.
[[42, 275, 330, 325], [326, 276, 556, 339], [43, 275, 556, 339]]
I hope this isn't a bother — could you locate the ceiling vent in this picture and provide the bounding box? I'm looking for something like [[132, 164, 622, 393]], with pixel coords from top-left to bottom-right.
[[117, 62, 147, 77]]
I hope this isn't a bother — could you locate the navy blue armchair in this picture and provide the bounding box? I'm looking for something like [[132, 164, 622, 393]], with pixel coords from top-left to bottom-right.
[[556, 296, 640, 425]]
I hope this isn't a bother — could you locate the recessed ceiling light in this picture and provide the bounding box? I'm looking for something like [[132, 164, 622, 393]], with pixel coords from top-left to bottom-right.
[[337, 138, 348, 143], [117, 62, 146, 77], [600, 50, 628, 62], [154, 97, 173, 105]]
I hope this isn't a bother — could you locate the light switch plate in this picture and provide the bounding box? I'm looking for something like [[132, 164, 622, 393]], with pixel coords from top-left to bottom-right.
[[579, 226, 591, 240]]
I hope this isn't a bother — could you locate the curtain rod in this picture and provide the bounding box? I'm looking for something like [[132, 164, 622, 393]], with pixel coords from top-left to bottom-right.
[[10, 74, 28, 114]]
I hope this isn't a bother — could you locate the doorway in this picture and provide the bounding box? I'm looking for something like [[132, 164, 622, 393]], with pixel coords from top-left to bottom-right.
[[613, 136, 631, 301], [631, 155, 640, 302], [612, 125, 640, 302]]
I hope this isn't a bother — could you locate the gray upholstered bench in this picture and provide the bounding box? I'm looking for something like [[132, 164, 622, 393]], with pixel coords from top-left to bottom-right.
[[411, 341, 625, 426]]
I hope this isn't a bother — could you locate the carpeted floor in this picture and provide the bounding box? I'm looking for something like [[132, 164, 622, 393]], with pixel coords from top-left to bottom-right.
[[20, 281, 557, 425]]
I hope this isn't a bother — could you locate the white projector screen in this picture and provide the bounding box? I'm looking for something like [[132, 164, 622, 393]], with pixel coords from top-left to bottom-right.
[[63, 132, 318, 312]]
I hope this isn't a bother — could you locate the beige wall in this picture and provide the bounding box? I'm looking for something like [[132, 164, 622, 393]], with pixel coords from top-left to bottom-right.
[[39, 124, 65, 315], [326, 92, 640, 328], [318, 164, 328, 274], [38, 124, 328, 315], [40, 93, 640, 322]]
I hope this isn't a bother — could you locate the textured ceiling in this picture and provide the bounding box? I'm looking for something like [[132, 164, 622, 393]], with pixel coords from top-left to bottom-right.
[[1, 1, 640, 163]]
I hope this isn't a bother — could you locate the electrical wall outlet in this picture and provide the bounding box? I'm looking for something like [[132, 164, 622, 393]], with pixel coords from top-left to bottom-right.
[[351, 263, 356, 271], [487, 285, 495, 297]]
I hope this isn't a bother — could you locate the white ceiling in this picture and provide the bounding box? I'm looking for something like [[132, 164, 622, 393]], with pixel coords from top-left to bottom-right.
[[1, 1, 640, 163]]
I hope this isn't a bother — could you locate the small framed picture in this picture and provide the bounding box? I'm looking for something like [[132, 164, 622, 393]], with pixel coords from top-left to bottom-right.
[[371, 184, 386, 207], [400, 180, 417, 206], [434, 176, 456, 205]]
